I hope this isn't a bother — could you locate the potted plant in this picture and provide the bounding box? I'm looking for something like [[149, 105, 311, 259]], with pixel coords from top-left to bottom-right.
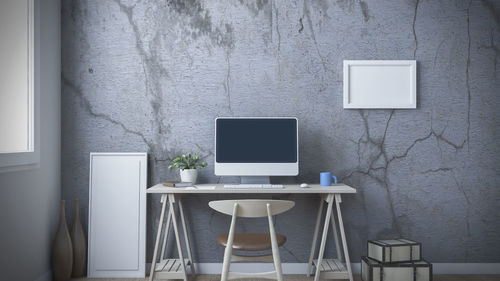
[[168, 154, 207, 184]]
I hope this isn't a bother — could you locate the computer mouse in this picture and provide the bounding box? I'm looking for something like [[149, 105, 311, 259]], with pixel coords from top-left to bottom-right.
[[300, 183, 309, 188]]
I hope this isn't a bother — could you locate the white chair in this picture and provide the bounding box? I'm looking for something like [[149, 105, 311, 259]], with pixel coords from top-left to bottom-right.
[[209, 199, 295, 281]]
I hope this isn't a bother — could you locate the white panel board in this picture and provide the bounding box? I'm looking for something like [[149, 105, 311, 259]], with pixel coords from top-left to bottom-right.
[[88, 153, 147, 278], [343, 60, 417, 109]]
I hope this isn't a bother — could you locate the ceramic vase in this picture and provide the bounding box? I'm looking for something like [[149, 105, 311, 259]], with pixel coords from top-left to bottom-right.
[[180, 169, 198, 184], [71, 198, 86, 277], [52, 200, 73, 281]]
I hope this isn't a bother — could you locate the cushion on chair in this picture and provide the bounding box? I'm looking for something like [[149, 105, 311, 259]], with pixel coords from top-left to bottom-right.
[[216, 233, 287, 251]]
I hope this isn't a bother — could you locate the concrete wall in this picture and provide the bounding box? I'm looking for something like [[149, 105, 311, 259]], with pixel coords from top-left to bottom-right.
[[61, 0, 499, 263], [0, 0, 61, 280]]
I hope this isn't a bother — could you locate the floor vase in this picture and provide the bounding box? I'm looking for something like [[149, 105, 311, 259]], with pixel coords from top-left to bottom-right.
[[52, 200, 73, 281], [71, 198, 86, 277]]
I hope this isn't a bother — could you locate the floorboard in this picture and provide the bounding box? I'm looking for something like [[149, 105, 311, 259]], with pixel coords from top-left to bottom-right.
[[72, 274, 500, 281]]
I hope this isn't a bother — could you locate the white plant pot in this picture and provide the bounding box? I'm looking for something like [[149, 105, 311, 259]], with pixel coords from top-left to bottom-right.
[[180, 169, 198, 184]]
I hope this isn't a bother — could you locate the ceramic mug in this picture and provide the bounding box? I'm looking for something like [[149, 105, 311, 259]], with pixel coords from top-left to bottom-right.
[[320, 172, 337, 186]]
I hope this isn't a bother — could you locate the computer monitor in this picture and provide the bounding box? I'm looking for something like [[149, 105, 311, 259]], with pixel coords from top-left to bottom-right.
[[215, 117, 298, 182]]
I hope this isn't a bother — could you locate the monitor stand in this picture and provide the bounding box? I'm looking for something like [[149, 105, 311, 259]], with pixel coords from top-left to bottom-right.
[[240, 176, 271, 184]]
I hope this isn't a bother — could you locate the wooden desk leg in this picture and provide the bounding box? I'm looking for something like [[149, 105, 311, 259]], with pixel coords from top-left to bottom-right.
[[168, 194, 188, 281], [178, 197, 196, 275], [149, 194, 168, 281], [335, 194, 353, 281], [330, 204, 342, 262], [313, 194, 334, 281], [160, 210, 172, 261], [307, 196, 324, 277]]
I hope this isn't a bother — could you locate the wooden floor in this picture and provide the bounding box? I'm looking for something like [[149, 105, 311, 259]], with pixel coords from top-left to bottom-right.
[[72, 274, 500, 281]]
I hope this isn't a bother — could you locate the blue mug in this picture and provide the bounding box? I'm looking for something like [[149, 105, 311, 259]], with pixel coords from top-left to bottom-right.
[[320, 172, 337, 186]]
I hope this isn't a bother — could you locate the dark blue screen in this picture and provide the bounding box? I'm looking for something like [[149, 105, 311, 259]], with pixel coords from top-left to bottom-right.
[[216, 118, 297, 163]]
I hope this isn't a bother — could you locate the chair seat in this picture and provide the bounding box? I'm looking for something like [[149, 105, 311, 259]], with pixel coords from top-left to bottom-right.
[[216, 233, 287, 251]]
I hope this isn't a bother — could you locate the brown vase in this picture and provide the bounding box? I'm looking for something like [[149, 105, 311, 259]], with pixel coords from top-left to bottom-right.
[[52, 200, 73, 281], [71, 198, 87, 277]]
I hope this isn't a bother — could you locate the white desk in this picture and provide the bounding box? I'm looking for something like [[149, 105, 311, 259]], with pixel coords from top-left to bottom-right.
[[146, 183, 356, 281]]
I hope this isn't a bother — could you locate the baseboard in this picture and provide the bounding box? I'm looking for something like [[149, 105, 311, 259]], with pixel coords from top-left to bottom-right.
[[33, 270, 51, 281], [149, 263, 500, 275], [432, 263, 500, 274]]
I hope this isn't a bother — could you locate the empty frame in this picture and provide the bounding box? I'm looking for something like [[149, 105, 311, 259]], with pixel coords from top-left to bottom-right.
[[343, 60, 417, 109]]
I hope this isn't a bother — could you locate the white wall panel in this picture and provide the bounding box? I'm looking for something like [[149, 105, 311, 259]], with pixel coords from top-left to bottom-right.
[[88, 153, 147, 278]]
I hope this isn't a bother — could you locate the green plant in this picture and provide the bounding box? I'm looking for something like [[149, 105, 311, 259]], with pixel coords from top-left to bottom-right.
[[168, 154, 208, 171]]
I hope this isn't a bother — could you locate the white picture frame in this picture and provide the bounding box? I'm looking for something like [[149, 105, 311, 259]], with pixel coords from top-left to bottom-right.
[[88, 152, 147, 278], [343, 60, 417, 109]]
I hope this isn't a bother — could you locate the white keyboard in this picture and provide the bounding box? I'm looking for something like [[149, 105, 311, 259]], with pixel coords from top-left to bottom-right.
[[223, 184, 284, 189]]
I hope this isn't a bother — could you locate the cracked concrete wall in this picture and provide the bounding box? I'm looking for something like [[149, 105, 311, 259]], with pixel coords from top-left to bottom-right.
[[61, 0, 500, 263]]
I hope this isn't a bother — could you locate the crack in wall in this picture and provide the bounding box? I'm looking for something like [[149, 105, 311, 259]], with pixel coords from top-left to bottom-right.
[[342, 110, 402, 235], [433, 39, 446, 67], [420, 166, 471, 260], [113, 0, 231, 174], [359, 1, 370, 22], [273, 1, 281, 76], [342, 108, 467, 236], [412, 0, 420, 59], [478, 28, 500, 72], [274, 1, 281, 54], [62, 0, 500, 263], [303, 0, 328, 73], [112, 0, 170, 156], [62, 76, 154, 151], [466, 0, 472, 151], [334, 0, 370, 22], [388, 129, 465, 165], [167, 0, 235, 49], [239, 0, 269, 17], [113, 0, 236, 165], [421, 167, 452, 174], [224, 51, 234, 115], [450, 171, 471, 240]]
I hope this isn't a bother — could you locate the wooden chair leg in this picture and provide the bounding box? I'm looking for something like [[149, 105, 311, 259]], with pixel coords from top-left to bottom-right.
[[267, 204, 283, 281], [221, 246, 232, 281], [221, 204, 238, 281]]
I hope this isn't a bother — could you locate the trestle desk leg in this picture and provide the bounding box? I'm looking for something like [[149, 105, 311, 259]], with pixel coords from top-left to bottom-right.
[[307, 196, 324, 277], [168, 194, 188, 281], [178, 196, 196, 275], [330, 201, 342, 262], [160, 210, 172, 261], [335, 194, 353, 281], [149, 194, 168, 281], [313, 194, 334, 281]]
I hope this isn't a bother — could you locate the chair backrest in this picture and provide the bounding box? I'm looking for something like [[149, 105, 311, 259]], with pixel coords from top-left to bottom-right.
[[209, 200, 294, 218]]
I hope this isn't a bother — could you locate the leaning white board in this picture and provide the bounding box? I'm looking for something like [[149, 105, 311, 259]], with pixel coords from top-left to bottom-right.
[[343, 60, 417, 109], [88, 152, 147, 278]]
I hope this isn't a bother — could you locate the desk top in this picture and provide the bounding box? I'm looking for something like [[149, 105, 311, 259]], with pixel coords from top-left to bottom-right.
[[146, 183, 356, 194]]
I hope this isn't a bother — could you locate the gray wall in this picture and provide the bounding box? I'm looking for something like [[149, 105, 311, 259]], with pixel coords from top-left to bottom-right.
[[0, 0, 61, 280], [61, 0, 500, 263]]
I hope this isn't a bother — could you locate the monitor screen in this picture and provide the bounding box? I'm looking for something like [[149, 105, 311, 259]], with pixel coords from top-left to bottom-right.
[[216, 118, 297, 163]]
